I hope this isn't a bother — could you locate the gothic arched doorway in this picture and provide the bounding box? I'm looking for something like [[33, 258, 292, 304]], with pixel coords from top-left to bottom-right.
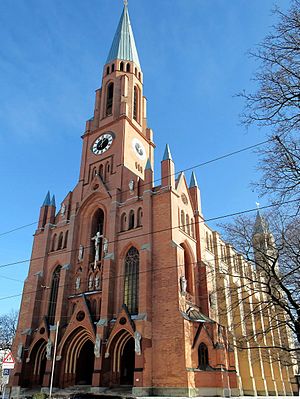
[[120, 337, 135, 386], [75, 340, 94, 385]]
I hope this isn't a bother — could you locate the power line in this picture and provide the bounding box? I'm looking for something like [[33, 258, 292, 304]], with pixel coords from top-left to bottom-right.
[[0, 197, 296, 271], [0, 138, 271, 238]]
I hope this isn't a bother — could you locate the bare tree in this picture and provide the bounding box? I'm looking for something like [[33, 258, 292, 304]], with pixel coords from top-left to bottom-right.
[[240, 1, 300, 137], [239, 0, 300, 213], [0, 310, 18, 351], [217, 211, 300, 365]]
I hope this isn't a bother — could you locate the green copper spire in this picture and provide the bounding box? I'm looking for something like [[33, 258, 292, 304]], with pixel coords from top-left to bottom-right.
[[145, 158, 152, 170], [106, 2, 141, 68], [50, 195, 56, 207]]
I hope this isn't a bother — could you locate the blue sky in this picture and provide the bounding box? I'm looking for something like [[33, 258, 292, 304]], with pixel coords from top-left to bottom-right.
[[0, 0, 289, 314]]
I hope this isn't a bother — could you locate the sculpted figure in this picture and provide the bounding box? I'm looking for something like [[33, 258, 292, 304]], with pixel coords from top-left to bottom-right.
[[134, 331, 142, 355], [94, 334, 101, 358], [46, 339, 52, 360], [92, 231, 102, 264], [78, 245, 84, 262], [16, 343, 23, 362], [180, 275, 187, 295]]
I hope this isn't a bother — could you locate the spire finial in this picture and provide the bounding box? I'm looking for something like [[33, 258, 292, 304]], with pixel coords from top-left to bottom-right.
[[256, 201, 260, 210], [124, 0, 128, 6]]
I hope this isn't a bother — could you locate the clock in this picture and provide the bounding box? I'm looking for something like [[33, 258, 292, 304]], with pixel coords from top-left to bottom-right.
[[92, 132, 114, 155], [132, 138, 146, 160]]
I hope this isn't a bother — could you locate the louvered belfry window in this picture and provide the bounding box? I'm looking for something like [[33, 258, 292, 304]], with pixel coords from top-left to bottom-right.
[[124, 247, 139, 314], [47, 266, 61, 325], [106, 82, 114, 116]]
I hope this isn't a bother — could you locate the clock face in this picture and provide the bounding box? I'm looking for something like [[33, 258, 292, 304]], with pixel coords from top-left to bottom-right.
[[132, 138, 146, 160], [92, 132, 114, 155]]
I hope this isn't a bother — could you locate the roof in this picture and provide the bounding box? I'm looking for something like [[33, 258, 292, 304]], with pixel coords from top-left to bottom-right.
[[106, 3, 141, 68]]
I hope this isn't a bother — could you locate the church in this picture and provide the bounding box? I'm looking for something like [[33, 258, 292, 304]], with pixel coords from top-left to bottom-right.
[[10, 3, 297, 397]]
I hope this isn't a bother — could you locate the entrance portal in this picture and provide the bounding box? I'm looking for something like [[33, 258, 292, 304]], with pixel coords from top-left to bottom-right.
[[120, 338, 134, 386], [75, 340, 94, 385]]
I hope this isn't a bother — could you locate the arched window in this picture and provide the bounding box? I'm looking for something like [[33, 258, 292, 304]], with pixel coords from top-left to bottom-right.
[[198, 343, 209, 370], [63, 230, 68, 249], [128, 210, 135, 230], [51, 234, 57, 252], [106, 162, 110, 174], [186, 214, 190, 235], [191, 218, 195, 238], [106, 82, 114, 116], [206, 232, 209, 250], [181, 210, 185, 231], [120, 213, 127, 232], [120, 62, 124, 71], [106, 66, 110, 75], [135, 67, 137, 76], [137, 207, 143, 227], [99, 164, 104, 180], [124, 247, 139, 314], [90, 209, 105, 263], [47, 266, 61, 325], [138, 72, 141, 80], [133, 86, 138, 121], [126, 63, 130, 72], [111, 63, 115, 72], [57, 232, 63, 250], [181, 244, 194, 295]]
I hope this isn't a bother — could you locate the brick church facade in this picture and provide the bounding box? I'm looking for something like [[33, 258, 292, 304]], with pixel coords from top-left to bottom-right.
[[10, 4, 296, 397]]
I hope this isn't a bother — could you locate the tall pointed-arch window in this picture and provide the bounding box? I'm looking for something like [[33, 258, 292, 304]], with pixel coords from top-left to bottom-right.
[[106, 82, 114, 116], [181, 244, 194, 295], [90, 209, 105, 263], [124, 247, 139, 314], [133, 86, 138, 121], [198, 343, 209, 370], [47, 265, 61, 325]]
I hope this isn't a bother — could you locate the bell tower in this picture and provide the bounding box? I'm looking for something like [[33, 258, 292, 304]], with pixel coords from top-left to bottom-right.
[[79, 2, 154, 192]]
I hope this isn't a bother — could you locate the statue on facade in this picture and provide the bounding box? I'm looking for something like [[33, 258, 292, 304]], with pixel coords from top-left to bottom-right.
[[78, 244, 84, 262], [88, 275, 94, 290], [46, 339, 53, 360], [134, 331, 142, 355], [60, 203, 66, 216], [180, 275, 187, 295], [91, 231, 102, 267], [16, 343, 23, 363], [94, 334, 101, 358], [129, 179, 134, 192], [75, 276, 81, 290], [95, 275, 100, 290], [103, 237, 109, 255]]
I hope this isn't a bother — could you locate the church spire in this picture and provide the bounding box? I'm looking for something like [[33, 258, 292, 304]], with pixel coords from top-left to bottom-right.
[[106, 2, 141, 68]]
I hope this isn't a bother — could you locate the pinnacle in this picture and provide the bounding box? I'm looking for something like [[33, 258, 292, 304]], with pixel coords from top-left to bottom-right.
[[189, 171, 198, 188], [162, 144, 172, 161], [42, 191, 51, 207]]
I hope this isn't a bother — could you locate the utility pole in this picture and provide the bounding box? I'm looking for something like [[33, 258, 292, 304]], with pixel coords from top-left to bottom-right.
[[49, 320, 59, 399]]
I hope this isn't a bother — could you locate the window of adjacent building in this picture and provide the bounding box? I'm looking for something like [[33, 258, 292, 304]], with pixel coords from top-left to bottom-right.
[[124, 247, 139, 314], [198, 343, 209, 370], [181, 210, 185, 231], [47, 266, 61, 325], [106, 82, 114, 116]]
